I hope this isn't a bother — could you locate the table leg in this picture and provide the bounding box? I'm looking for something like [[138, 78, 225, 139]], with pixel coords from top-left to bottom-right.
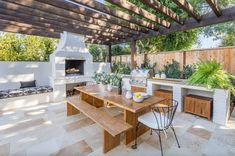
[[80, 92, 104, 108], [124, 109, 150, 145], [103, 130, 120, 153], [67, 103, 80, 116]]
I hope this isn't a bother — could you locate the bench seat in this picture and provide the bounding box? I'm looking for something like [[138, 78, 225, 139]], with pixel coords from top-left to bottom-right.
[[66, 96, 132, 153], [0, 86, 53, 99]]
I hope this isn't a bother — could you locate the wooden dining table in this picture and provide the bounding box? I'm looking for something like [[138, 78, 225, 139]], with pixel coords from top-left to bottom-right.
[[75, 85, 165, 145]]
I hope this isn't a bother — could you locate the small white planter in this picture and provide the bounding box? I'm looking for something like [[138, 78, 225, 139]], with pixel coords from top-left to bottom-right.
[[107, 84, 112, 91], [160, 73, 166, 79], [155, 73, 161, 78]]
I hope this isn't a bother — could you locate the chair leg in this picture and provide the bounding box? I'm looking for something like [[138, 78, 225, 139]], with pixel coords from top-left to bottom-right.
[[171, 125, 180, 148], [150, 129, 153, 135], [156, 130, 163, 156], [131, 122, 140, 149]]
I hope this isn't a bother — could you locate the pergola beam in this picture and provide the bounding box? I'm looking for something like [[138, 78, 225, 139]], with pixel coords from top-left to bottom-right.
[[35, 0, 148, 34], [106, 0, 171, 28], [71, 0, 159, 31], [206, 0, 222, 17], [0, 22, 110, 45], [140, 0, 184, 24], [3, 0, 139, 36], [0, 1, 131, 39], [111, 6, 235, 44], [172, 0, 201, 21], [0, 9, 124, 40]]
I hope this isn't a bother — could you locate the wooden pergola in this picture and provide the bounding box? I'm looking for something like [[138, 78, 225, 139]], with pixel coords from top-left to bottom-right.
[[0, 0, 235, 66]]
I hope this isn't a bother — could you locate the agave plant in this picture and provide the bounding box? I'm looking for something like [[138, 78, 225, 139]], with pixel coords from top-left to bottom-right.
[[163, 59, 181, 79], [188, 60, 235, 94], [109, 74, 122, 87]]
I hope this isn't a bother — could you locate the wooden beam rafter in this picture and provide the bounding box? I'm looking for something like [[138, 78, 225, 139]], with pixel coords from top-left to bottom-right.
[[0, 9, 125, 40], [35, 0, 148, 34], [0, 18, 117, 43], [172, 0, 201, 21], [0, 1, 131, 39], [112, 6, 235, 44], [140, 0, 184, 24], [0, 22, 110, 45], [71, 0, 159, 31], [206, 0, 222, 17], [4, 0, 139, 36], [106, 0, 171, 28]]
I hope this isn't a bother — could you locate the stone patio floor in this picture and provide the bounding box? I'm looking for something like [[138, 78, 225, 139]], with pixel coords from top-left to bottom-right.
[[0, 101, 235, 156]]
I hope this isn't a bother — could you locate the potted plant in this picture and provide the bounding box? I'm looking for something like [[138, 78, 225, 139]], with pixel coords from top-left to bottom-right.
[[155, 70, 161, 79]]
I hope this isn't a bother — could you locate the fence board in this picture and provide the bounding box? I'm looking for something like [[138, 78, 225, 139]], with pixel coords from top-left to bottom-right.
[[112, 46, 235, 75]]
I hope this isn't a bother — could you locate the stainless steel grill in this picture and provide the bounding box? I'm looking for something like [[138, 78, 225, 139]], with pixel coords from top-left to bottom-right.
[[130, 69, 150, 87]]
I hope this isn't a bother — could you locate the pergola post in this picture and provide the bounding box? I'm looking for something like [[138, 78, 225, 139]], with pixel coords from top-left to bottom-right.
[[108, 44, 112, 67], [131, 40, 137, 69]]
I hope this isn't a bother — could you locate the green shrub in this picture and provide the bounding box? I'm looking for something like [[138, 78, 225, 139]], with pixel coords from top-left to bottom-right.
[[182, 64, 196, 79], [111, 62, 131, 75], [188, 60, 235, 94], [93, 72, 109, 85], [231, 80, 235, 105], [141, 58, 156, 75], [163, 59, 181, 79], [109, 74, 122, 86], [93, 72, 122, 87]]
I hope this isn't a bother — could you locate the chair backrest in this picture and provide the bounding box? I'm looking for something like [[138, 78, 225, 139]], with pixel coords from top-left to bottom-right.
[[151, 99, 178, 130]]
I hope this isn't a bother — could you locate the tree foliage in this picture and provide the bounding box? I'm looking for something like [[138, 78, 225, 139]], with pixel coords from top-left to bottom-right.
[[0, 32, 58, 61], [111, 45, 130, 56], [107, 0, 199, 53], [88, 44, 108, 62], [107, 0, 235, 52]]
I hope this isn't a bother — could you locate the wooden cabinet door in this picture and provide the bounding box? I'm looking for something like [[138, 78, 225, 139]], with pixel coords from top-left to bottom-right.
[[184, 95, 212, 120], [131, 86, 146, 93], [155, 90, 173, 106]]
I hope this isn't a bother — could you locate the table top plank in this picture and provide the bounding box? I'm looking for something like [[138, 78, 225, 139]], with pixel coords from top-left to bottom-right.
[[75, 85, 165, 113]]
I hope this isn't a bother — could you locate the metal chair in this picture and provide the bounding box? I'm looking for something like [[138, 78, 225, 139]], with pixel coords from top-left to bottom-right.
[[131, 99, 180, 156]]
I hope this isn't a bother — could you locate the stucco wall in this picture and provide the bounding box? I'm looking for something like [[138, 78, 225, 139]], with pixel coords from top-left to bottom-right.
[[0, 61, 111, 90], [93, 62, 111, 74], [0, 61, 52, 90]]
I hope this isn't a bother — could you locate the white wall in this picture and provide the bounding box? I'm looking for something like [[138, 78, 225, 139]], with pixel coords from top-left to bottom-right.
[[0, 61, 52, 90], [93, 62, 111, 74], [0, 61, 111, 91]]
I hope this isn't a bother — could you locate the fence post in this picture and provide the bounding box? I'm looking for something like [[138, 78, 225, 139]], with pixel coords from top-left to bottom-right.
[[183, 51, 186, 67], [108, 44, 112, 67]]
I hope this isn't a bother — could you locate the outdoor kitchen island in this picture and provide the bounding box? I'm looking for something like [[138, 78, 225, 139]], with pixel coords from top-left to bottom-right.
[[123, 76, 231, 125], [147, 79, 231, 125]]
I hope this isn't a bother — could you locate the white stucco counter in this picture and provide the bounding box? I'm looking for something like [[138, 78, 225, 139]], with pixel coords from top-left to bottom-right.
[[123, 76, 231, 125], [147, 79, 231, 125]]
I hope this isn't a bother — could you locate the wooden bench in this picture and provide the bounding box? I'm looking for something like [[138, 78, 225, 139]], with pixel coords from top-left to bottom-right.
[[66, 96, 133, 153]]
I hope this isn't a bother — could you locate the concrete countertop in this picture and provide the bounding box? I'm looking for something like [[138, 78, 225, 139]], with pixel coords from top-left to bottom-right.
[[148, 78, 214, 92]]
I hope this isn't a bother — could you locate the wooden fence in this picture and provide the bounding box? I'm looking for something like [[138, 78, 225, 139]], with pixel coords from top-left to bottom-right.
[[112, 46, 235, 75]]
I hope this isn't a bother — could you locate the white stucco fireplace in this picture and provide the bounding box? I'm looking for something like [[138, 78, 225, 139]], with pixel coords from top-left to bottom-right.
[[50, 32, 94, 101]]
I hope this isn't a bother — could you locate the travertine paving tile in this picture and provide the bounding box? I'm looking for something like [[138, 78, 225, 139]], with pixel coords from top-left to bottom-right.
[[0, 143, 10, 156], [0, 101, 234, 156], [187, 125, 212, 140], [64, 118, 95, 132], [1, 118, 45, 134], [52, 140, 93, 156]]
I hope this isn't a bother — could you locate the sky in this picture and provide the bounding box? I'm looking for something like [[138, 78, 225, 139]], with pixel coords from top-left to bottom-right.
[[94, 0, 218, 48], [197, 35, 220, 48]]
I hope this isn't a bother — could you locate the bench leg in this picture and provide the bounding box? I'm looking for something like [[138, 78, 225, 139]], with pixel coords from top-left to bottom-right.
[[67, 103, 80, 116], [103, 130, 120, 153]]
